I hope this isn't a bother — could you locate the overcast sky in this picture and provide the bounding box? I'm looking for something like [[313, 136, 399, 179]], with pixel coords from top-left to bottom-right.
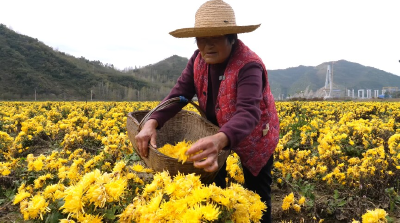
[[1, 0, 399, 76]]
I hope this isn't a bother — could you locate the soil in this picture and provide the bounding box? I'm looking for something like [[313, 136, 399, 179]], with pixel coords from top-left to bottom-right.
[[0, 204, 27, 223], [271, 184, 400, 223]]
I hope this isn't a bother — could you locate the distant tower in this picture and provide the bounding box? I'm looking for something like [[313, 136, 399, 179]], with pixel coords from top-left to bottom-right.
[[323, 64, 333, 99]]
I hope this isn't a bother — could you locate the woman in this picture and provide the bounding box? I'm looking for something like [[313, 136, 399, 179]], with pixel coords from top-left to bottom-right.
[[135, 0, 279, 222]]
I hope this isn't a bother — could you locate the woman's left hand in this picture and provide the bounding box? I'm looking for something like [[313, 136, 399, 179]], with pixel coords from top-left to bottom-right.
[[186, 132, 229, 172]]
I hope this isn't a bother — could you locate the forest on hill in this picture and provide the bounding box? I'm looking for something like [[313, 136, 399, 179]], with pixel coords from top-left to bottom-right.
[[0, 24, 169, 101], [2, 24, 400, 101]]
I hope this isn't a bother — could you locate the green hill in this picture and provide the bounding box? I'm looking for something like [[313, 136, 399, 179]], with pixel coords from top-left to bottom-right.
[[0, 24, 153, 101], [1, 23, 400, 101], [139, 57, 400, 98], [130, 55, 188, 84], [268, 60, 400, 97]]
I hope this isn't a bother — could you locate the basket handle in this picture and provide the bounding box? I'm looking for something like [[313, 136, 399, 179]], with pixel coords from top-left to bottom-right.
[[138, 96, 206, 131]]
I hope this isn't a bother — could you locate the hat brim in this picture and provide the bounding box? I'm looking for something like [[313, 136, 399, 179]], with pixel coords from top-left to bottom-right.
[[169, 24, 261, 38]]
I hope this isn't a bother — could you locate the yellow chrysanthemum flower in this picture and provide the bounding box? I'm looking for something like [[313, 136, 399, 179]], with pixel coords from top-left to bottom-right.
[[293, 204, 301, 212], [201, 203, 220, 221], [158, 140, 193, 163], [85, 184, 107, 208], [60, 184, 85, 216], [24, 194, 50, 220], [118, 203, 135, 223], [282, 192, 294, 211], [361, 208, 387, 223], [77, 213, 103, 223], [13, 191, 31, 205], [298, 196, 306, 205], [112, 160, 126, 173], [105, 178, 127, 202]]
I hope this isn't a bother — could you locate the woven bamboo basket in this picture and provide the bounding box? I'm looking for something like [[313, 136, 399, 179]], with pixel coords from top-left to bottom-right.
[[126, 97, 230, 184]]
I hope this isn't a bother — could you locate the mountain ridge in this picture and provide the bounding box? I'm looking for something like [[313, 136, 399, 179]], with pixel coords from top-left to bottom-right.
[[1, 24, 400, 100]]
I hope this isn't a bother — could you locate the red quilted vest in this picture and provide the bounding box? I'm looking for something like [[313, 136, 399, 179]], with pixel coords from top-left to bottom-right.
[[193, 39, 280, 176]]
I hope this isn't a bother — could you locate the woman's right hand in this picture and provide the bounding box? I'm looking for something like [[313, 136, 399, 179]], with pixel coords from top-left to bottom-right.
[[135, 119, 158, 158]]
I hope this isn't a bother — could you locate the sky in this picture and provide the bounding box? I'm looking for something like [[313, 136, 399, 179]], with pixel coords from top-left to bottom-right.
[[1, 0, 399, 76]]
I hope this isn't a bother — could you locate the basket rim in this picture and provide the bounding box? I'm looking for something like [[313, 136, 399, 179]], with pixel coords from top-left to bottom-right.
[[127, 109, 219, 130]]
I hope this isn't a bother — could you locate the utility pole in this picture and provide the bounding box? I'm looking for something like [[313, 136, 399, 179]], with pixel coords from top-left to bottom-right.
[[91, 90, 93, 101], [34, 88, 37, 101]]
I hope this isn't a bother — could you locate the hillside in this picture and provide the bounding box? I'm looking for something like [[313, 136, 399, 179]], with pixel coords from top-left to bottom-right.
[[268, 60, 400, 98], [1, 23, 400, 101], [131, 55, 188, 84], [139, 57, 400, 99], [0, 24, 152, 101]]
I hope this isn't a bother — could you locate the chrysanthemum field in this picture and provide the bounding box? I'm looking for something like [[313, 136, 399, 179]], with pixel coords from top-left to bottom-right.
[[0, 101, 399, 223]]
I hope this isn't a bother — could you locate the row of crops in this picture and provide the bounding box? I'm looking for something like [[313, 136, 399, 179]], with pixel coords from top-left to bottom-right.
[[0, 101, 399, 222]]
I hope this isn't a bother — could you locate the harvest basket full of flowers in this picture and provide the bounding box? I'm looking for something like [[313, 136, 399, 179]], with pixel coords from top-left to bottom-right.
[[126, 96, 230, 184]]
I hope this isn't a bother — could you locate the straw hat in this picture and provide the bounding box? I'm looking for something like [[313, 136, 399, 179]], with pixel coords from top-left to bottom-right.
[[169, 0, 260, 38]]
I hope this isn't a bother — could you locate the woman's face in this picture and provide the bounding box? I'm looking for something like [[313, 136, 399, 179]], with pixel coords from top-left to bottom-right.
[[196, 36, 233, 64]]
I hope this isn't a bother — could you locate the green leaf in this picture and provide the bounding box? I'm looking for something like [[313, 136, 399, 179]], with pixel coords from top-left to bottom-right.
[[104, 207, 118, 220], [394, 195, 400, 204], [309, 193, 316, 201], [386, 215, 394, 223], [390, 201, 395, 212], [5, 189, 15, 199], [333, 190, 339, 200], [337, 200, 347, 207], [45, 211, 64, 223], [126, 152, 141, 162], [104, 212, 116, 220], [56, 198, 65, 208]]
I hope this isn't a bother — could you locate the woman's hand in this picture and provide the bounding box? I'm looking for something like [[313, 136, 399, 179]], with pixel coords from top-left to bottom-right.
[[135, 119, 158, 158], [186, 132, 229, 172]]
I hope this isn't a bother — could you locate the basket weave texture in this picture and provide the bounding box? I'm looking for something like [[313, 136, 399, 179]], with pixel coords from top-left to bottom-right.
[[126, 97, 230, 184]]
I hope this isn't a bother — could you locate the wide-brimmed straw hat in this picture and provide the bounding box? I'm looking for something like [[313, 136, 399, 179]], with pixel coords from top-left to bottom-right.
[[169, 0, 260, 38]]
